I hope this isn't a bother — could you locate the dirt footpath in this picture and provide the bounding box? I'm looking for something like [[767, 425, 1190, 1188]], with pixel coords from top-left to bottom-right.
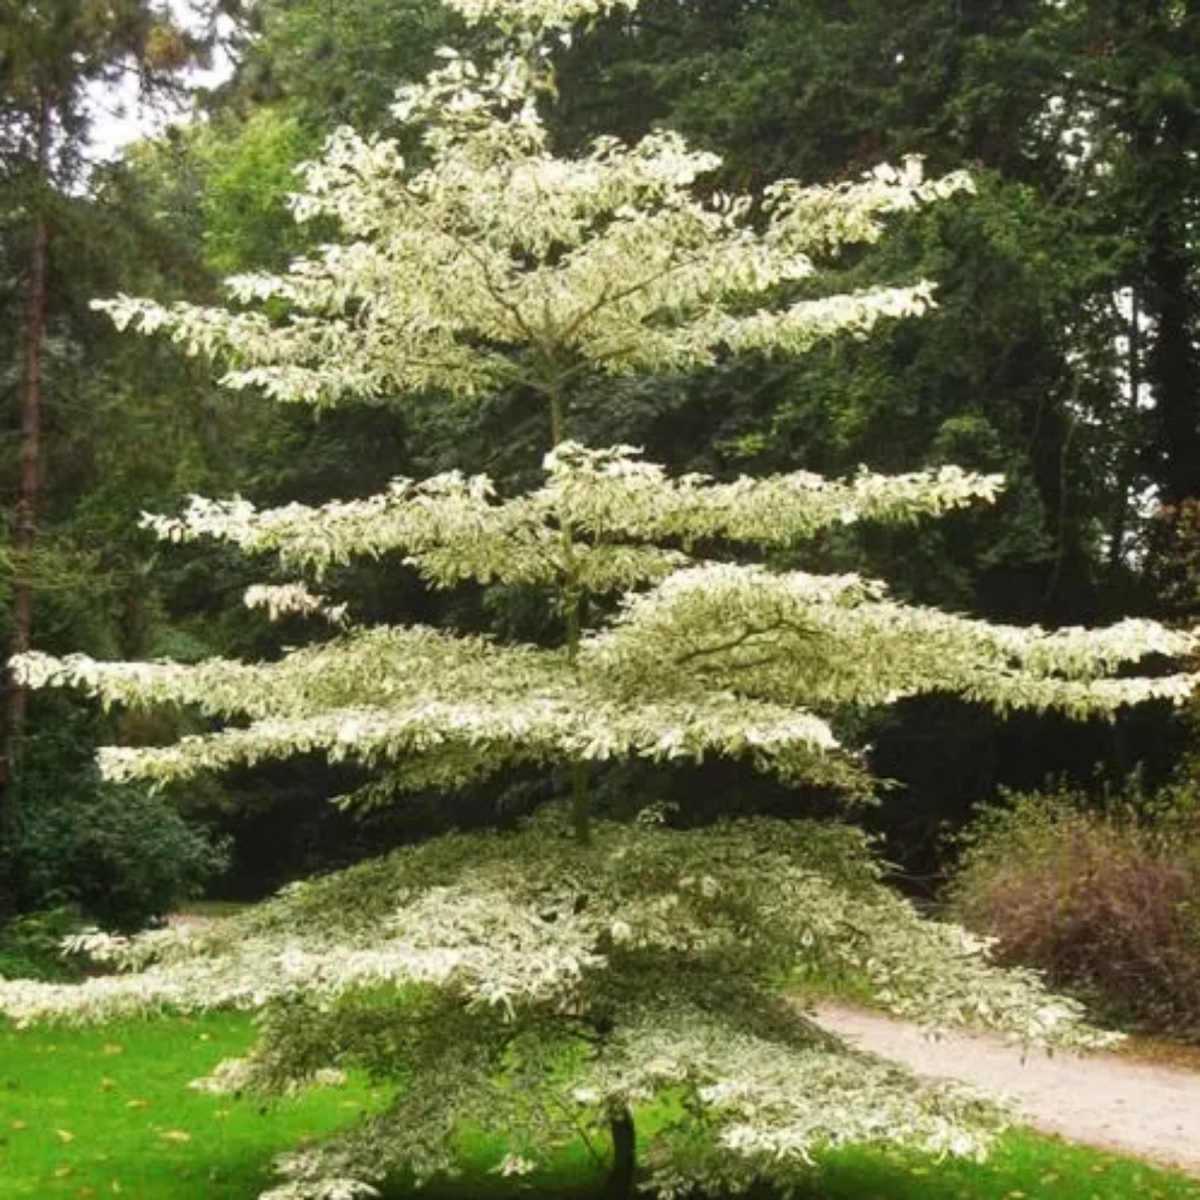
[[814, 1003, 1200, 1177]]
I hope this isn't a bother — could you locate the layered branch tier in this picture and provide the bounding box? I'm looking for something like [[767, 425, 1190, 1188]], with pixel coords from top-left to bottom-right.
[[136, 442, 1005, 581], [93, 43, 972, 411], [13, 576, 1195, 789], [13, 448, 1195, 791], [0, 816, 1107, 1194]]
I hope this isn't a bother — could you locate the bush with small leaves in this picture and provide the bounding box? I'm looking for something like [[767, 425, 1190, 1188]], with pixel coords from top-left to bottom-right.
[[946, 783, 1200, 1040], [16, 783, 230, 935], [12, 704, 230, 934]]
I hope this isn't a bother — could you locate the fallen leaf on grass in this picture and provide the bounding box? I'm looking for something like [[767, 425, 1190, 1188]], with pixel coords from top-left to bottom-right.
[[125, 1099, 149, 1110], [55, 1128, 76, 1144], [159, 1130, 191, 1143], [10, 1119, 27, 1131], [101, 1044, 123, 1057]]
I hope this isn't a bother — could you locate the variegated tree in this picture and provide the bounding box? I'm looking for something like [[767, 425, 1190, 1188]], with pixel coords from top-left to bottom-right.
[[3, 2, 1197, 1198]]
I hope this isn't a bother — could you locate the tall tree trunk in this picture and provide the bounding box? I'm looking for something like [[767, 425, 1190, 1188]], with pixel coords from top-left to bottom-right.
[[1145, 208, 1200, 508], [606, 1107, 637, 1200], [0, 98, 51, 914], [1129, 3, 1200, 508]]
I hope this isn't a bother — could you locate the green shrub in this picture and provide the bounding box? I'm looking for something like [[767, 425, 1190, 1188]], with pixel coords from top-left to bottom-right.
[[11, 699, 230, 933], [0, 907, 85, 981], [17, 783, 231, 934], [945, 782, 1200, 1039]]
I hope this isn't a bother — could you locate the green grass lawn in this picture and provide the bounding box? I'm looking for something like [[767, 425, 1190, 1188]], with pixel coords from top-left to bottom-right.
[[0, 1011, 385, 1198], [2, 1011, 1198, 1200], [805, 1135, 1200, 1200]]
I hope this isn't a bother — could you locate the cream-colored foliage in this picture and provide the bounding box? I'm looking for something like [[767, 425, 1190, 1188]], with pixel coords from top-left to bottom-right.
[[244, 584, 348, 624], [138, 442, 1001, 580], [588, 561, 1199, 715], [8, 3, 1196, 1198], [0, 817, 1106, 1194], [446, 0, 637, 28], [93, 34, 971, 410], [11, 444, 1190, 792]]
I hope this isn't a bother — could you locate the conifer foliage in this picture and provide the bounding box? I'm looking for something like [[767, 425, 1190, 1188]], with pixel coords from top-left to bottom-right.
[[2, 2, 1197, 1197]]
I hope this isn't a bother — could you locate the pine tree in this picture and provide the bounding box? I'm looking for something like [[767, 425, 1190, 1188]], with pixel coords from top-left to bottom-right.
[[2, 3, 1197, 1197]]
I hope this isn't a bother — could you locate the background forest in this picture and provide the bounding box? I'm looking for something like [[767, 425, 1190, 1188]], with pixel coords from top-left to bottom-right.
[[2, 0, 1200, 1034]]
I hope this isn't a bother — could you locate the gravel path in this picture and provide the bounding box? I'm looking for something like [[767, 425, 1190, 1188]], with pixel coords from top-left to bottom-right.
[[814, 1003, 1200, 1176]]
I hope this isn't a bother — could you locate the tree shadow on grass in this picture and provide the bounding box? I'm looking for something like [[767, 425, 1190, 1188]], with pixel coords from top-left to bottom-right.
[[382, 1134, 1200, 1200]]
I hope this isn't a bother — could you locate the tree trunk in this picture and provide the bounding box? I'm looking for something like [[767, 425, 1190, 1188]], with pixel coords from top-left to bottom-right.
[[10, 213, 49, 736], [606, 1106, 637, 1200], [1131, 5, 1200, 509], [0, 99, 51, 913], [1145, 209, 1200, 509]]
